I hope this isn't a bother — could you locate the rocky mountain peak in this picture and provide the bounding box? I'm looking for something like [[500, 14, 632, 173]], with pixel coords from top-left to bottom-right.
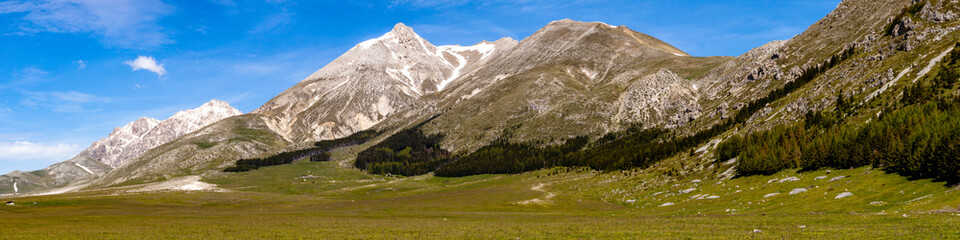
[[109, 117, 160, 137], [532, 19, 688, 57], [254, 22, 516, 142], [354, 22, 435, 52], [546, 18, 617, 29], [1, 100, 243, 194], [170, 99, 243, 123], [78, 100, 242, 168], [390, 22, 418, 38], [488, 37, 520, 50]]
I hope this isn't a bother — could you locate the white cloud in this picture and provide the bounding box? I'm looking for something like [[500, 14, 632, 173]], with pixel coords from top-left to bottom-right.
[[124, 56, 166, 76], [75, 60, 86, 69], [0, 141, 81, 163], [0, 0, 174, 50]]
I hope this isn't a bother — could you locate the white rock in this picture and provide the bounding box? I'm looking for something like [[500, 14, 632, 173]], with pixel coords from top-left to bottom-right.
[[835, 192, 853, 199], [778, 176, 800, 183], [680, 188, 696, 194], [705, 195, 720, 199], [660, 202, 675, 207], [753, 229, 762, 233], [829, 176, 847, 182], [625, 199, 636, 203], [764, 193, 780, 198], [789, 188, 807, 195], [814, 176, 827, 180]]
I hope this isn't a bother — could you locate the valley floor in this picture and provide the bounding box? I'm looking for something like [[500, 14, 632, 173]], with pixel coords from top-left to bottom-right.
[[1, 160, 959, 239]]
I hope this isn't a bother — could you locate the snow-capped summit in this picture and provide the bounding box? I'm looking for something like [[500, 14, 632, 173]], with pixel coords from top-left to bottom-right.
[[254, 23, 518, 142]]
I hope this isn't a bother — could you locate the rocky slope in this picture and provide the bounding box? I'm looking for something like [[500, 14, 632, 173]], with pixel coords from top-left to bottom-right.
[[686, 0, 959, 137], [0, 100, 242, 194], [404, 19, 727, 152]]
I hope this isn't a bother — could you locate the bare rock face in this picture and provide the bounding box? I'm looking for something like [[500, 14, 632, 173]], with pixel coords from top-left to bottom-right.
[[920, 5, 957, 23], [78, 100, 242, 168], [697, 40, 788, 101], [891, 17, 915, 37], [76, 117, 160, 168], [616, 69, 701, 128]]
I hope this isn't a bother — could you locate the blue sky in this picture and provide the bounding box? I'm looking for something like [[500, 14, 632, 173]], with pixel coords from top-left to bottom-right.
[[0, 0, 841, 174]]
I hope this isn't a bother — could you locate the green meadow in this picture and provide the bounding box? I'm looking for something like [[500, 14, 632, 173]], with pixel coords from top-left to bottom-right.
[[2, 159, 959, 239]]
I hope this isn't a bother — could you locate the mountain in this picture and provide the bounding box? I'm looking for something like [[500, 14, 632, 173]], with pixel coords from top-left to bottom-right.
[[81, 20, 731, 188], [76, 117, 161, 168], [0, 100, 242, 194], [78, 0, 959, 190], [411, 19, 728, 152], [9, 2, 960, 238], [253, 23, 517, 143], [78, 100, 243, 168]]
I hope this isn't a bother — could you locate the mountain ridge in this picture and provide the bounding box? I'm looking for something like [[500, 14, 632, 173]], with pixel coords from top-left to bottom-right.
[[0, 100, 242, 194]]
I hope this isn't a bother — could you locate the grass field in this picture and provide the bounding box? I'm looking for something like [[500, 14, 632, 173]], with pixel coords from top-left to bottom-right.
[[2, 158, 959, 239]]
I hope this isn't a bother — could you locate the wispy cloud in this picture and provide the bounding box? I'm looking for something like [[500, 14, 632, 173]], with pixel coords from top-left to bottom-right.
[[248, 11, 293, 34], [75, 60, 86, 70], [0, 0, 174, 50], [21, 91, 111, 113], [1, 67, 49, 89], [0, 141, 81, 164], [124, 56, 167, 76], [247, 0, 295, 34], [191, 26, 209, 35]]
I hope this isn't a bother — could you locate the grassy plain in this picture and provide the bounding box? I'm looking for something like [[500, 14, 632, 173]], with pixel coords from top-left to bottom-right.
[[2, 159, 959, 239]]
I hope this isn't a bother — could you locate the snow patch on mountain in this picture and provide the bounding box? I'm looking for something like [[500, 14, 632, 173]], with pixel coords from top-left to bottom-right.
[[357, 31, 399, 50], [438, 49, 467, 91], [73, 162, 94, 175]]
